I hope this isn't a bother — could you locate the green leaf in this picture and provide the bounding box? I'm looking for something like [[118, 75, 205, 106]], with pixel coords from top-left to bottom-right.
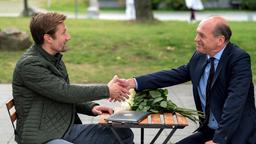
[[141, 101, 147, 106], [152, 97, 164, 104], [134, 96, 144, 102], [150, 109, 159, 113], [150, 90, 161, 98], [163, 89, 168, 96], [143, 106, 150, 111], [133, 88, 204, 123], [160, 101, 167, 108], [138, 105, 144, 110]]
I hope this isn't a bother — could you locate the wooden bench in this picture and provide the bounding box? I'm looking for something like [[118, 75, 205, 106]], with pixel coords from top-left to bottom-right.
[[99, 112, 188, 144], [6, 98, 17, 134]]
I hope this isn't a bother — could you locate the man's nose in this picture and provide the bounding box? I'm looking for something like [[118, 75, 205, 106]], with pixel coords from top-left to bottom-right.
[[66, 33, 71, 41], [194, 35, 199, 42]]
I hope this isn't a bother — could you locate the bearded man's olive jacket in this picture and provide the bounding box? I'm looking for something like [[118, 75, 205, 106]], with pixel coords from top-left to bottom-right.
[[12, 44, 110, 144]]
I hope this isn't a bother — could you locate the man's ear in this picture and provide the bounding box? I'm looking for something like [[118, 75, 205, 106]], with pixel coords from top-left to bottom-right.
[[43, 34, 53, 43], [217, 35, 225, 46]]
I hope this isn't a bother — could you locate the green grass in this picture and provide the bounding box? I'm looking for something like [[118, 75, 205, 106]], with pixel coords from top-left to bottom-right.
[[40, 0, 125, 13], [0, 17, 255, 83], [36, 0, 249, 13], [42, 0, 88, 13]]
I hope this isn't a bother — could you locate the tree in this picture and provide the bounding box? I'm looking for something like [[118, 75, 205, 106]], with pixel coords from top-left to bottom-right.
[[22, 0, 29, 16], [21, 0, 35, 16], [134, 0, 154, 22]]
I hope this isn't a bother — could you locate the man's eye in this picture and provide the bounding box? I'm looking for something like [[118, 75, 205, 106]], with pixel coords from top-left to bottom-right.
[[199, 34, 204, 38]]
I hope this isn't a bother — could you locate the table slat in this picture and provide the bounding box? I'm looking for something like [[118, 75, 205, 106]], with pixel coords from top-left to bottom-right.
[[151, 114, 161, 124], [140, 116, 148, 124], [163, 113, 174, 125], [176, 113, 188, 126]]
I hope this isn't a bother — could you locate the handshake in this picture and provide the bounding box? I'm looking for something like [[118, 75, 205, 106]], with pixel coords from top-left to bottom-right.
[[107, 75, 136, 102]]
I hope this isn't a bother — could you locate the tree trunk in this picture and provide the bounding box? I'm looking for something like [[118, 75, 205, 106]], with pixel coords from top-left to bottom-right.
[[21, 0, 36, 16], [134, 0, 154, 22], [23, 0, 29, 16]]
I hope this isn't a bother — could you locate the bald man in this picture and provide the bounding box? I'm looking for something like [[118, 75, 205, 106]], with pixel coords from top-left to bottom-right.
[[125, 16, 256, 144]]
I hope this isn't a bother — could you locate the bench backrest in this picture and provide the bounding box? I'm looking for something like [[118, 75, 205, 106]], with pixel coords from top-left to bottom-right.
[[6, 98, 17, 134]]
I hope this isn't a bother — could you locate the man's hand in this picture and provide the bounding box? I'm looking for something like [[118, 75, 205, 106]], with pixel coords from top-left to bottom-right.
[[92, 105, 113, 115], [108, 75, 130, 102], [205, 140, 217, 144], [126, 78, 136, 90]]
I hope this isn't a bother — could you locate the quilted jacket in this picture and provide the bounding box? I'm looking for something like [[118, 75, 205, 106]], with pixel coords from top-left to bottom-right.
[[12, 44, 109, 144]]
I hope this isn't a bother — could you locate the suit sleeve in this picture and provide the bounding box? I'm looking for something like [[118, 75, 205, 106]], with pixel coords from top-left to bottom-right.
[[213, 52, 252, 143], [135, 64, 191, 91]]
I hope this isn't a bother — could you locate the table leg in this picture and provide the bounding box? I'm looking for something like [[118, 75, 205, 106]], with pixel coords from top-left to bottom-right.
[[150, 128, 164, 144], [162, 128, 177, 144], [141, 128, 144, 144], [110, 127, 125, 144]]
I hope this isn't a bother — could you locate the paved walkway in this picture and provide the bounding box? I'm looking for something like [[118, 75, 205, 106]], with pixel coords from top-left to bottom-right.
[[68, 11, 256, 21], [1, 10, 256, 22]]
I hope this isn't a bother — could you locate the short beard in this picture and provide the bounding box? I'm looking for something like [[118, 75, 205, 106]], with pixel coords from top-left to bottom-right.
[[62, 45, 69, 52]]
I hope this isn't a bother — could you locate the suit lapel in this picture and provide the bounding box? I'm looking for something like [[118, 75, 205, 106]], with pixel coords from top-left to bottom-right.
[[192, 54, 208, 113], [211, 43, 232, 88], [194, 55, 208, 86]]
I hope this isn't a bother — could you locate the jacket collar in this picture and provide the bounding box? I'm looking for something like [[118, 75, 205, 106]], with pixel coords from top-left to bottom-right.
[[194, 42, 232, 87], [33, 44, 63, 66], [211, 42, 232, 87]]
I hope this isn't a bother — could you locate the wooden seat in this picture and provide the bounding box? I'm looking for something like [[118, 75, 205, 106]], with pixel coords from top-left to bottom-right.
[[6, 98, 17, 134]]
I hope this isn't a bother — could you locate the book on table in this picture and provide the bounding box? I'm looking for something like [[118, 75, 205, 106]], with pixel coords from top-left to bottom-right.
[[105, 111, 150, 124]]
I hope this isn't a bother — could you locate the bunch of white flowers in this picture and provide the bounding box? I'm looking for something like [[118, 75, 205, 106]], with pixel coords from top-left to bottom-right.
[[120, 89, 136, 111]]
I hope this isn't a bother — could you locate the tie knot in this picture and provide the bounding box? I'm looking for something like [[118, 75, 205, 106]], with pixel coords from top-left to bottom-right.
[[208, 57, 215, 64]]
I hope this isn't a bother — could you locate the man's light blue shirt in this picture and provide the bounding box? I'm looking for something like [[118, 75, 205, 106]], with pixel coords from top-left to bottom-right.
[[197, 46, 226, 130]]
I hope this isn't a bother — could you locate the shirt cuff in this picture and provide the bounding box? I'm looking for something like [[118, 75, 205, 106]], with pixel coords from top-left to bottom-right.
[[133, 78, 138, 90]]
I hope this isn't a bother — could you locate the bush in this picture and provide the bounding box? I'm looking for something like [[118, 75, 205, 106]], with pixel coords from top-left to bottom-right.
[[165, 0, 186, 10], [241, 0, 256, 10], [151, 0, 186, 10], [151, 0, 161, 10]]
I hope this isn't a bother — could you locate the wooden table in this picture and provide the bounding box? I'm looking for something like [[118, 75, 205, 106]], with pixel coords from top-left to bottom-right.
[[99, 112, 188, 144]]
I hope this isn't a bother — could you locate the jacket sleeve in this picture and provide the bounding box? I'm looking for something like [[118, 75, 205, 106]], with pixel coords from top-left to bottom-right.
[[213, 52, 252, 143], [19, 57, 109, 103], [76, 102, 99, 116]]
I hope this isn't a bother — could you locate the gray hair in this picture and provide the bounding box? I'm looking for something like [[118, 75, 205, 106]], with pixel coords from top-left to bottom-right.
[[213, 23, 232, 42]]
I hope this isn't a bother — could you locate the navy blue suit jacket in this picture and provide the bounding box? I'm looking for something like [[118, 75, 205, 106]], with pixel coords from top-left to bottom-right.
[[135, 43, 256, 144]]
